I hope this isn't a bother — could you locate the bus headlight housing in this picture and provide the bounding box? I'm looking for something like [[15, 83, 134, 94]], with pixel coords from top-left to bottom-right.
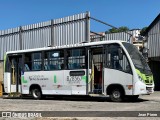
[[138, 75, 145, 83]]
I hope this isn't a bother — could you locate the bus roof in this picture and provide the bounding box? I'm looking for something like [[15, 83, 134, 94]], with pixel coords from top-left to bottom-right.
[[6, 40, 127, 54]]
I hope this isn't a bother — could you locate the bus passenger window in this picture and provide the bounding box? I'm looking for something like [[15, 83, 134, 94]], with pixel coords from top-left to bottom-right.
[[32, 53, 42, 71], [44, 50, 64, 70], [24, 53, 32, 71], [24, 52, 42, 71], [25, 64, 30, 71], [67, 48, 86, 70]]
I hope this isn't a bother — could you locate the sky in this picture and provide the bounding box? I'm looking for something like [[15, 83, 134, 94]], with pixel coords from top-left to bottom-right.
[[0, 0, 160, 32]]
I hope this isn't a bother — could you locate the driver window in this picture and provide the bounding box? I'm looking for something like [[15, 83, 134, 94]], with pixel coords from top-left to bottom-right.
[[106, 44, 132, 74]]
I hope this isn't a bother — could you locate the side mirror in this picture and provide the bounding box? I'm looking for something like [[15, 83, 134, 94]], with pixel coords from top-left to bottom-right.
[[142, 47, 148, 61], [118, 48, 123, 60]]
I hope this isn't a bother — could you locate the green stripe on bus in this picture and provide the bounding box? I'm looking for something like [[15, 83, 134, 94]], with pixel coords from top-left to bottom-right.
[[54, 75, 57, 83], [21, 76, 28, 83], [136, 69, 153, 84], [82, 76, 86, 82]]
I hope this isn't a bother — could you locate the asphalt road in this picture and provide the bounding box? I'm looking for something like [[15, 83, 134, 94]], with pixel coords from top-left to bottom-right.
[[0, 92, 160, 120]]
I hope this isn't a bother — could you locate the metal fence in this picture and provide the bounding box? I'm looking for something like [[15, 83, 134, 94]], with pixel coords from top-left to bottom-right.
[[0, 12, 90, 60], [91, 30, 140, 43]]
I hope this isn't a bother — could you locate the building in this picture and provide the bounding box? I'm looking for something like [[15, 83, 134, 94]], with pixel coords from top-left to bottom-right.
[[143, 13, 160, 91]]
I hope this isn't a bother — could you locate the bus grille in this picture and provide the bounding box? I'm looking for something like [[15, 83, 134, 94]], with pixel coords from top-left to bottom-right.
[[145, 75, 152, 84]]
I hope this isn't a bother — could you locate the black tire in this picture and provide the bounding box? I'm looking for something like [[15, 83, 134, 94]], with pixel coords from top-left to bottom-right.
[[31, 88, 42, 100], [110, 88, 124, 102]]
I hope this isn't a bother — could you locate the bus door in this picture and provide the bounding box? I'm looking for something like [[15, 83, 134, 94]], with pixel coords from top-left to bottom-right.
[[89, 45, 105, 94], [9, 55, 22, 93]]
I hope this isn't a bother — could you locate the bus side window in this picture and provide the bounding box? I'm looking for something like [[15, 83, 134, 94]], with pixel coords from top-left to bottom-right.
[[24, 53, 32, 71], [67, 48, 85, 70], [44, 50, 64, 70], [5, 56, 11, 72], [24, 52, 42, 71], [25, 64, 30, 71], [32, 52, 42, 71], [44, 64, 50, 70]]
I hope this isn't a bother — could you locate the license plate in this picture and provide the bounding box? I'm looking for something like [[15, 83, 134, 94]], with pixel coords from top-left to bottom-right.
[[147, 87, 153, 93]]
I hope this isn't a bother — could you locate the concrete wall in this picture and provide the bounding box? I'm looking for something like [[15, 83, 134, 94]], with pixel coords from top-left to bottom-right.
[[0, 61, 3, 82]]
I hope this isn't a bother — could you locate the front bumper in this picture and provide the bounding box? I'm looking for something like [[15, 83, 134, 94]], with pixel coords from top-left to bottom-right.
[[146, 86, 154, 94], [134, 81, 154, 95]]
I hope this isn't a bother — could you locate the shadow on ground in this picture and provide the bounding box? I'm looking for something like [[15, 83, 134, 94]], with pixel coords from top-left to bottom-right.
[[12, 95, 149, 103]]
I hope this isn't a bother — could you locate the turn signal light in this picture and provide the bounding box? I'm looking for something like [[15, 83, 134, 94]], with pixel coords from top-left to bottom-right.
[[127, 85, 133, 90]]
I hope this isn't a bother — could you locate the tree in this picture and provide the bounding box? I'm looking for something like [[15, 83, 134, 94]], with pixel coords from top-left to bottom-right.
[[105, 26, 129, 33], [118, 26, 129, 32], [108, 28, 119, 33], [140, 27, 148, 36]]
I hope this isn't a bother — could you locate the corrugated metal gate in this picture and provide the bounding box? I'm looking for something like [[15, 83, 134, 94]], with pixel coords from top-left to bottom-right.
[[0, 12, 90, 60]]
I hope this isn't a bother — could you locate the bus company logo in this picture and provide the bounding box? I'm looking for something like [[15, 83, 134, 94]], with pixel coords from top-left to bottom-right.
[[2, 112, 11, 118], [29, 75, 49, 81], [1, 112, 42, 118]]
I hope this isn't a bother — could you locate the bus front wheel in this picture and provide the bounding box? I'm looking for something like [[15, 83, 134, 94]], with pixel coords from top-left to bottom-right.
[[31, 88, 42, 100], [110, 88, 124, 102]]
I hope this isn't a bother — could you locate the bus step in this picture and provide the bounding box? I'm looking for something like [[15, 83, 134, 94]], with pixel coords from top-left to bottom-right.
[[89, 94, 105, 97], [4, 92, 22, 98], [93, 89, 102, 94]]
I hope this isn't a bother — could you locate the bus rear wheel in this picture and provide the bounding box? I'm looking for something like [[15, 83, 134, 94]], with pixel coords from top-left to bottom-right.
[[110, 88, 124, 102], [31, 88, 42, 100]]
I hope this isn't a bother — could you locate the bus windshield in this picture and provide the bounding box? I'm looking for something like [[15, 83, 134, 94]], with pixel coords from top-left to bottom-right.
[[122, 42, 152, 75]]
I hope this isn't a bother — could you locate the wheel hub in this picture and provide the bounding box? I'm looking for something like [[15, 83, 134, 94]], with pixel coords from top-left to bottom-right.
[[33, 89, 40, 98], [113, 91, 120, 98]]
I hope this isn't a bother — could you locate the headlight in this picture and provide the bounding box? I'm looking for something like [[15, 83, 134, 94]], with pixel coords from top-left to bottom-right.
[[138, 75, 145, 83]]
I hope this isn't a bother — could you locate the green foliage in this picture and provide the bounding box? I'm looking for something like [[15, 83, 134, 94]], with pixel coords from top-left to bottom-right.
[[105, 26, 129, 33], [118, 26, 129, 32], [140, 27, 148, 36], [108, 28, 118, 33]]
